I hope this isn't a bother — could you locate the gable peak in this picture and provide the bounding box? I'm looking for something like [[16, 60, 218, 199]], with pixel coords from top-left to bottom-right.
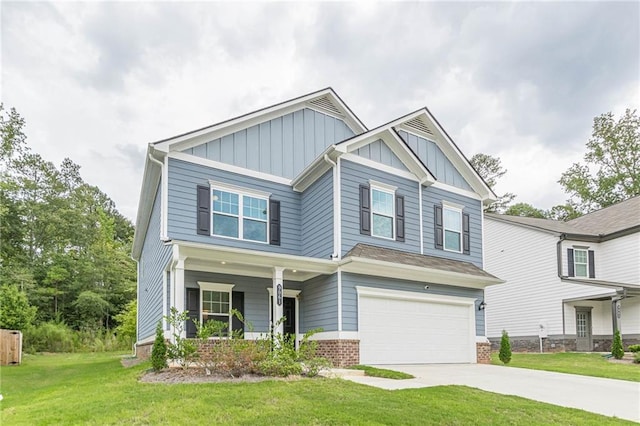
[[402, 114, 435, 138], [307, 95, 344, 117]]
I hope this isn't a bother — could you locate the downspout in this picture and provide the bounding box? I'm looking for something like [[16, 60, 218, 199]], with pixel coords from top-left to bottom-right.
[[148, 153, 163, 168], [557, 234, 567, 349], [324, 154, 340, 260]]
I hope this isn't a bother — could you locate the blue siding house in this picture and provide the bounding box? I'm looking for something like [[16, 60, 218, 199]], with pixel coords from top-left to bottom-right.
[[132, 88, 502, 366]]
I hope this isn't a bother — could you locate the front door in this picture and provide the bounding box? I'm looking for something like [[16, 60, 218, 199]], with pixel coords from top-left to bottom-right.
[[283, 297, 296, 337], [576, 308, 593, 351]]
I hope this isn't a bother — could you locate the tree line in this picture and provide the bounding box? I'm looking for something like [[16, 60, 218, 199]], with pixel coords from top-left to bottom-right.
[[471, 109, 640, 219], [1, 104, 136, 348]]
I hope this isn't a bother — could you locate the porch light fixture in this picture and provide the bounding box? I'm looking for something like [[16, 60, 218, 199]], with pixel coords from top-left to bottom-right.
[[221, 261, 226, 265], [478, 301, 487, 311], [292, 269, 297, 273]]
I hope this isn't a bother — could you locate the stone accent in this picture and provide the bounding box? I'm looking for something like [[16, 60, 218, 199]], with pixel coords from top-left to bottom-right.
[[476, 342, 491, 364], [314, 340, 360, 367], [136, 341, 154, 359], [488, 334, 640, 353]]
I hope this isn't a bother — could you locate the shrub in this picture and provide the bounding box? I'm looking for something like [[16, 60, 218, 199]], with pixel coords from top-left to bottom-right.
[[611, 329, 624, 360], [151, 321, 167, 371], [628, 344, 640, 353], [633, 353, 640, 364], [114, 300, 137, 348], [499, 330, 512, 364], [165, 307, 198, 369], [24, 321, 75, 353], [0, 284, 37, 330]]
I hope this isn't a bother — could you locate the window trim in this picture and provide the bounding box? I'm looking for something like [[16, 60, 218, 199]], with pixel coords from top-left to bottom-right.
[[573, 248, 589, 278], [209, 181, 271, 244], [370, 184, 396, 240], [197, 282, 235, 335], [443, 204, 463, 253]]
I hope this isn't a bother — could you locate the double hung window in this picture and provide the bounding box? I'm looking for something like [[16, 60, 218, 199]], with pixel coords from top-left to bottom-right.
[[212, 185, 268, 243], [371, 187, 395, 239], [443, 206, 462, 252], [573, 249, 588, 278], [199, 282, 235, 334]]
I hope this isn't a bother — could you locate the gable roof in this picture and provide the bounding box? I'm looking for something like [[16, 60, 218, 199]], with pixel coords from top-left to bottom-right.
[[486, 196, 640, 239], [151, 87, 367, 153]]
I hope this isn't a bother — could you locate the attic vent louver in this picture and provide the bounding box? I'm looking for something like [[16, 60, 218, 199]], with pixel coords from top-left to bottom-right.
[[308, 96, 343, 116], [404, 116, 434, 136]]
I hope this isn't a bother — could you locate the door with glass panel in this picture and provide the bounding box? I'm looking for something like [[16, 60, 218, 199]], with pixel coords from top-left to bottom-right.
[[575, 307, 592, 351]]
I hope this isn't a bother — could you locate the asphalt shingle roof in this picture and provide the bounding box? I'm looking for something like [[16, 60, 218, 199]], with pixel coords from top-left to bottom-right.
[[344, 243, 499, 279]]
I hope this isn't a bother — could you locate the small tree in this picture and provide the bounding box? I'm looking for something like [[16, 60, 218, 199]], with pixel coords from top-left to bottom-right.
[[164, 307, 197, 369], [499, 330, 512, 364], [151, 321, 167, 371], [0, 284, 37, 330], [611, 329, 624, 360], [114, 300, 137, 347]]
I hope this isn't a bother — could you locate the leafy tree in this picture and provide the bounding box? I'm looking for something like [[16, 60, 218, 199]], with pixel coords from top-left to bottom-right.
[[545, 204, 581, 221], [73, 291, 111, 331], [470, 153, 516, 213], [0, 284, 37, 330], [504, 202, 546, 218], [499, 330, 512, 364], [559, 109, 640, 213], [114, 300, 137, 346], [611, 329, 624, 360]]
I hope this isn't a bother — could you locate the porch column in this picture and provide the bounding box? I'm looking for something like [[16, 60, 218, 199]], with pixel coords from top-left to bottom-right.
[[612, 296, 623, 332], [174, 258, 186, 338], [272, 267, 284, 336]]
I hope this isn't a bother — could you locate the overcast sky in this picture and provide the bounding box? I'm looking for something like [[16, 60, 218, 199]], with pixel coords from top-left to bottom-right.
[[2, 1, 639, 221]]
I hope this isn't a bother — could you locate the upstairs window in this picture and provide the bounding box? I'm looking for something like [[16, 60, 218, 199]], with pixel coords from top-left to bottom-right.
[[371, 187, 395, 239], [573, 249, 588, 278], [211, 185, 269, 243], [443, 206, 462, 252], [567, 247, 595, 279]]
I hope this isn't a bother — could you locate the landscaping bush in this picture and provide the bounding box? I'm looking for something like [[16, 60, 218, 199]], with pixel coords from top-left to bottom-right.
[[633, 353, 640, 364], [611, 330, 624, 360], [499, 330, 512, 364], [165, 308, 198, 369], [628, 344, 640, 353], [151, 321, 168, 371]]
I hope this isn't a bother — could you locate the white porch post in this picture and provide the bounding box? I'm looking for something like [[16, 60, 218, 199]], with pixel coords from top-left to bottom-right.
[[174, 258, 186, 338], [272, 267, 284, 336]]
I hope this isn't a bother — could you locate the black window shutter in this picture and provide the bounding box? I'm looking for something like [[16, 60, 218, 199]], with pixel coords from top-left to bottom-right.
[[186, 288, 200, 338], [395, 195, 405, 242], [434, 205, 443, 250], [359, 184, 371, 235], [232, 291, 245, 336], [196, 185, 210, 235], [567, 248, 575, 277], [462, 213, 470, 255], [269, 199, 281, 245], [588, 250, 595, 278]]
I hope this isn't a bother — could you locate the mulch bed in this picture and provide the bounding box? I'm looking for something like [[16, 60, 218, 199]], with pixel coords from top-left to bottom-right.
[[138, 367, 303, 384]]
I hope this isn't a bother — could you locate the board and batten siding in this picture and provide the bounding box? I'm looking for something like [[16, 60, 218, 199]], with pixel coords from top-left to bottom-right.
[[397, 130, 472, 191], [341, 273, 485, 336], [484, 218, 611, 338], [422, 185, 483, 268], [184, 270, 303, 333], [354, 139, 409, 171], [340, 159, 421, 256], [182, 108, 355, 179], [301, 170, 333, 258], [138, 183, 173, 341], [167, 158, 301, 255], [301, 274, 338, 332]]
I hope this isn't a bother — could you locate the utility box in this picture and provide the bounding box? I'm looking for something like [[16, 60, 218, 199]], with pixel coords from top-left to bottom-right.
[[0, 329, 23, 365]]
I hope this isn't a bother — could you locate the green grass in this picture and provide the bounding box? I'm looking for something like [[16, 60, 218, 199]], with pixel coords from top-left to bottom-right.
[[491, 352, 640, 382], [349, 365, 414, 379], [1, 352, 633, 425]]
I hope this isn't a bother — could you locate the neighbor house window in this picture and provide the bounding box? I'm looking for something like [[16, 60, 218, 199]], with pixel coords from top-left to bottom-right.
[[443, 206, 462, 252], [574, 249, 588, 278], [371, 186, 395, 239], [211, 185, 268, 243]]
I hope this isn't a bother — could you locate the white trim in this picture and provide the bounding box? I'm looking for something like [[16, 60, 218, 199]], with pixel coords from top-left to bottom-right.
[[443, 204, 463, 254], [161, 155, 169, 239], [304, 103, 346, 121], [355, 286, 476, 306], [266, 287, 301, 298], [169, 151, 292, 186], [336, 157, 342, 259], [209, 180, 272, 199], [370, 184, 396, 240], [394, 125, 438, 144], [266, 286, 300, 346], [476, 336, 490, 343], [431, 182, 482, 201], [307, 331, 359, 340], [197, 282, 235, 329], [338, 269, 343, 332], [197, 282, 235, 292], [342, 153, 420, 182], [209, 185, 270, 243], [573, 248, 589, 278], [162, 268, 168, 330], [136, 334, 156, 345], [368, 179, 397, 192], [419, 180, 424, 255], [442, 200, 466, 211]]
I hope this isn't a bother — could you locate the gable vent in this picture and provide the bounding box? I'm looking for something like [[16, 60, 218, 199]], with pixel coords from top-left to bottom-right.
[[308, 96, 343, 116], [404, 116, 434, 136]]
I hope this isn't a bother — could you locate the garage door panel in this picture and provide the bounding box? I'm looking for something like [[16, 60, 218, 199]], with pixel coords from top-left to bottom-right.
[[359, 294, 474, 364]]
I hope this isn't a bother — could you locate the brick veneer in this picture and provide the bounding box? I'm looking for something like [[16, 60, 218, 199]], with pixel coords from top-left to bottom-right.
[[136, 341, 154, 359], [476, 342, 491, 364], [314, 340, 360, 367]]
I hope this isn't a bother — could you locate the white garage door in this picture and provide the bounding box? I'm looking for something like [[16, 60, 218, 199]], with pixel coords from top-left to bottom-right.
[[358, 287, 476, 364]]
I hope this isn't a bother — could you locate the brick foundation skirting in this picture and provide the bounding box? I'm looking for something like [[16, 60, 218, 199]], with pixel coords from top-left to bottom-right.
[[476, 342, 491, 364], [314, 340, 360, 367], [136, 341, 154, 359]]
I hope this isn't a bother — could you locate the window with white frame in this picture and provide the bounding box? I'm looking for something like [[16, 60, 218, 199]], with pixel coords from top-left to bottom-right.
[[212, 186, 268, 243], [574, 249, 588, 278], [443, 206, 462, 252], [199, 282, 234, 333], [371, 186, 395, 239]]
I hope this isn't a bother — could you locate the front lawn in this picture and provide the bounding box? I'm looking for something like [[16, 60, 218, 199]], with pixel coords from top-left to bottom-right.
[[1, 352, 633, 425], [491, 352, 640, 382]]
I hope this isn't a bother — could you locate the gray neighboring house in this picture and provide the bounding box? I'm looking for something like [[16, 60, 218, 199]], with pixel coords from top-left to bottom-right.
[[484, 197, 640, 352], [132, 88, 502, 366]]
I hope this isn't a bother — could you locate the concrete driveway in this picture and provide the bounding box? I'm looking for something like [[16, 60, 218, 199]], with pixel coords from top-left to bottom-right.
[[345, 364, 640, 422]]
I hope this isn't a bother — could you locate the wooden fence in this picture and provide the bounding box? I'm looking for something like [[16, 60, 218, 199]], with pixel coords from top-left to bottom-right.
[[0, 329, 23, 365]]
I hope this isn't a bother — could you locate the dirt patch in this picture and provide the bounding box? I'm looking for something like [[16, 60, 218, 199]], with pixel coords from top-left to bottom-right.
[[139, 367, 303, 384], [120, 357, 144, 368]]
